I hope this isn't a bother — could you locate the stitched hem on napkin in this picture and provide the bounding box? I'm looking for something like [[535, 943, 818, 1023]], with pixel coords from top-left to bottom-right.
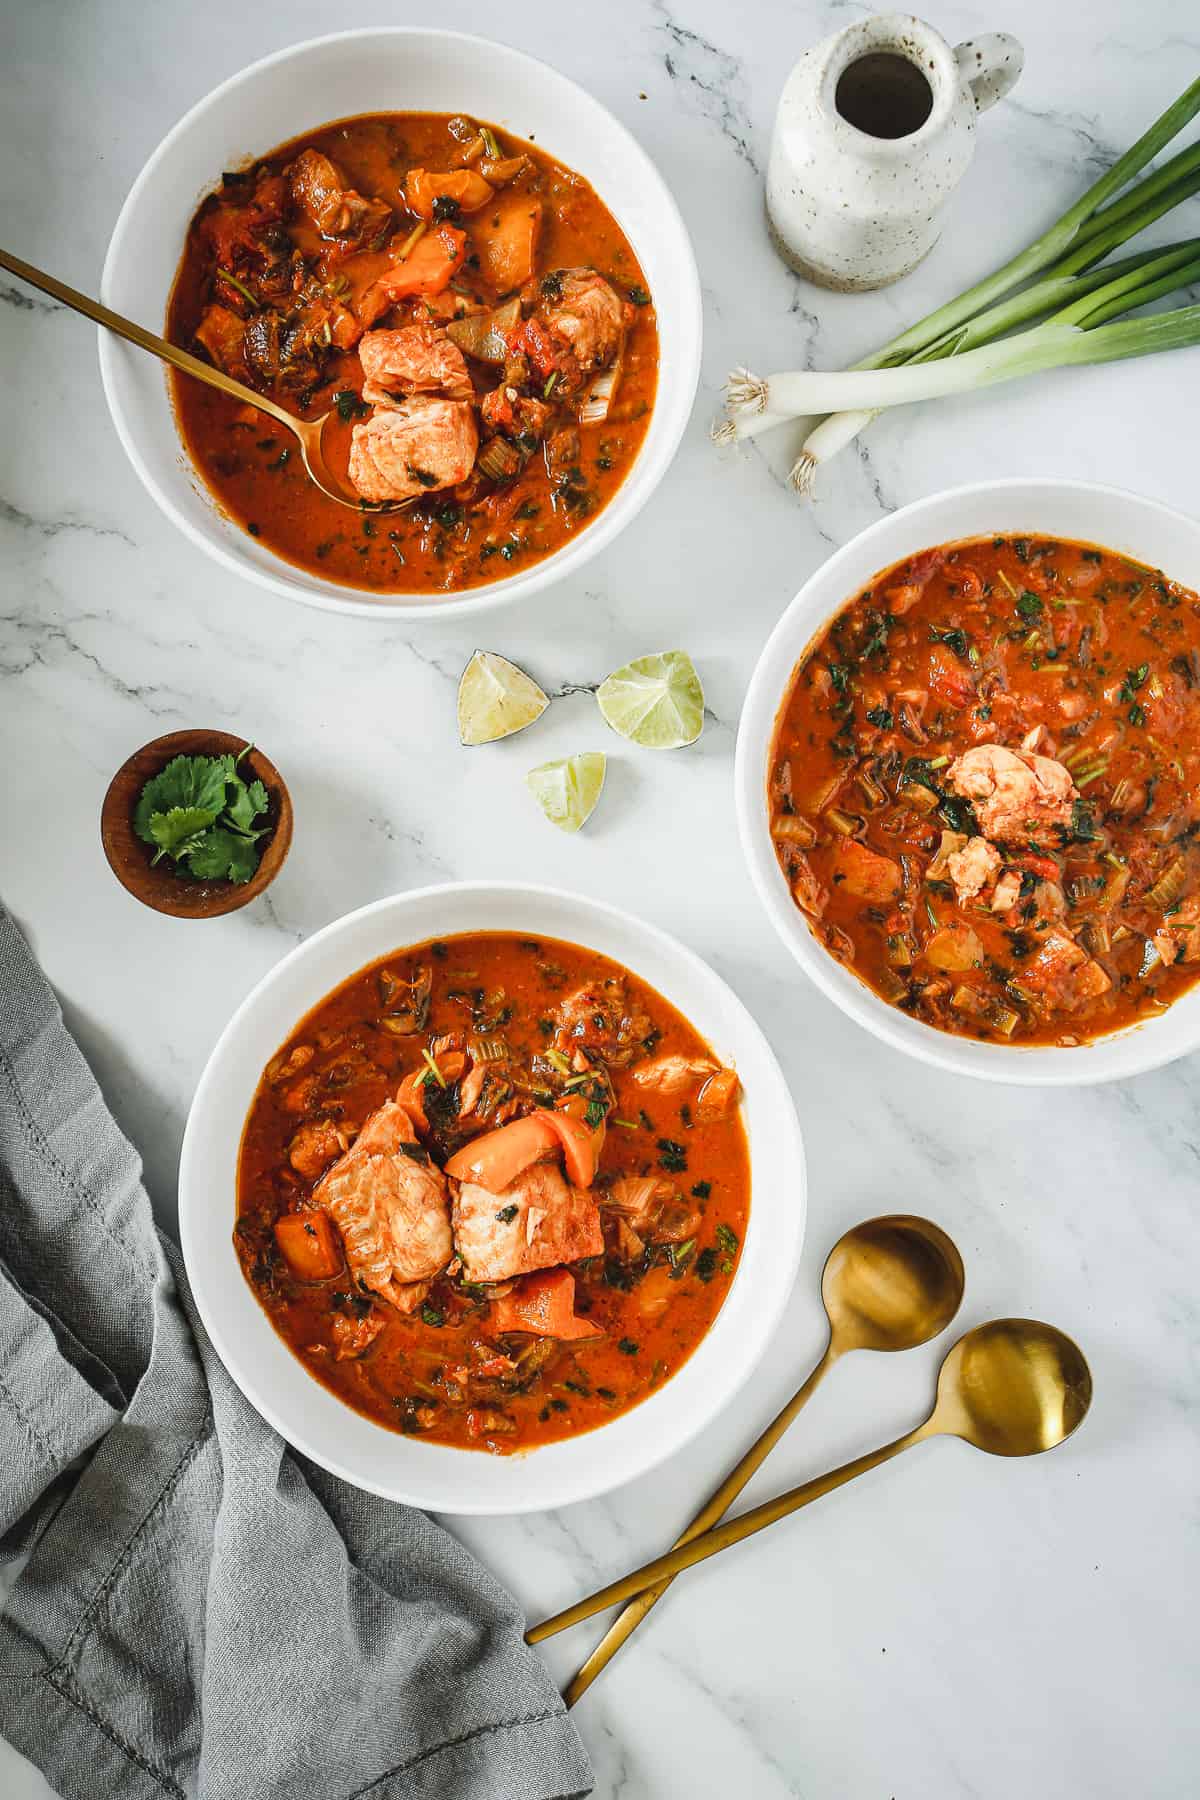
[[0, 1671, 591, 1800]]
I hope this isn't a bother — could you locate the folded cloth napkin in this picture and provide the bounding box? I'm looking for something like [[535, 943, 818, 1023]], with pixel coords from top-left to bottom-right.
[[0, 902, 592, 1800]]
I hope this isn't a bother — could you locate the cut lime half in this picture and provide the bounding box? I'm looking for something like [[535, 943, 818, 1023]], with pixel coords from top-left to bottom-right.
[[596, 650, 704, 749], [525, 754, 607, 833], [457, 651, 550, 746]]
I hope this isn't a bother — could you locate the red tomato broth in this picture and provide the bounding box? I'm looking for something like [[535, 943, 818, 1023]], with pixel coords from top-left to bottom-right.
[[235, 933, 750, 1453], [167, 112, 658, 595], [767, 534, 1200, 1047]]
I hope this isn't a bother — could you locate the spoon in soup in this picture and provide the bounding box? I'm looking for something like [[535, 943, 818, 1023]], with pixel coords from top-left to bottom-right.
[[528, 1317, 1092, 1645], [0, 246, 386, 512], [556, 1214, 965, 1703]]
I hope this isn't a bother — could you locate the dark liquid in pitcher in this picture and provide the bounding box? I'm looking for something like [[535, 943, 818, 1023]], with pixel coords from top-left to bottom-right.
[[835, 53, 934, 139]]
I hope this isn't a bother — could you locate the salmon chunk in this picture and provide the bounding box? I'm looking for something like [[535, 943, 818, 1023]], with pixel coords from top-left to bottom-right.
[[947, 744, 1077, 845], [629, 1054, 719, 1094], [834, 839, 902, 902], [314, 1100, 451, 1310], [555, 978, 654, 1067], [348, 397, 478, 503], [1020, 932, 1111, 1010], [538, 269, 629, 370], [289, 148, 391, 242], [947, 835, 1002, 903], [358, 325, 473, 406], [452, 1160, 603, 1284]]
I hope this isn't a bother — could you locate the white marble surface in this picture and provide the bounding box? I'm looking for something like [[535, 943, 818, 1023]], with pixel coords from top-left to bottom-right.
[[2, 2, 1199, 1795]]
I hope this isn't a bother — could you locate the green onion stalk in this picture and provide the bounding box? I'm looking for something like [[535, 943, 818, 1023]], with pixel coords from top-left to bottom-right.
[[714, 79, 1200, 487]]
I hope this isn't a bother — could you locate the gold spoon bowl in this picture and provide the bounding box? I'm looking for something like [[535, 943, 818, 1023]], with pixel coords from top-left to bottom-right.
[[559, 1214, 965, 1703], [530, 1316, 1091, 1645]]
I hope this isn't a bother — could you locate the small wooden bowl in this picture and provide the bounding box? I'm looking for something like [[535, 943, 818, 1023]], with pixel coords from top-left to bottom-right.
[[101, 729, 293, 919]]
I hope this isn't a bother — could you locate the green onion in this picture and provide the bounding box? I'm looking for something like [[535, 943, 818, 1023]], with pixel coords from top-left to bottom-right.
[[217, 267, 261, 309], [420, 1048, 446, 1088], [715, 78, 1200, 479], [725, 304, 1200, 418]]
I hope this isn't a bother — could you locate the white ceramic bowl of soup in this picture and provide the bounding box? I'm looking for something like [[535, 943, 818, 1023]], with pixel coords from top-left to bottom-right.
[[736, 478, 1200, 1087], [179, 883, 805, 1513], [100, 29, 702, 618]]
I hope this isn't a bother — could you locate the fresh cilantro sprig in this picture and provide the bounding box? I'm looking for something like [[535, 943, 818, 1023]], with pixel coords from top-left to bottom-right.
[[133, 749, 269, 885]]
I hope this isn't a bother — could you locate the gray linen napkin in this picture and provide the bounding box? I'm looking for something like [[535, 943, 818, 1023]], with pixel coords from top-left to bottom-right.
[[0, 901, 592, 1800]]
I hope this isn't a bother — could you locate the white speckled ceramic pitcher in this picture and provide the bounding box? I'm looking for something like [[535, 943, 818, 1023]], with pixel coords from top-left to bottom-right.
[[766, 12, 1023, 291]]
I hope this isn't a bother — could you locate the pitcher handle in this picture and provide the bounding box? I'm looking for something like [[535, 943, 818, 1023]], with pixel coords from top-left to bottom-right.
[[954, 33, 1024, 114]]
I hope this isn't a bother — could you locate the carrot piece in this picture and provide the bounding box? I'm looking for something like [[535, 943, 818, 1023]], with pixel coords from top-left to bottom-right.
[[491, 1269, 602, 1339], [445, 1112, 557, 1192], [538, 1110, 604, 1189], [395, 1070, 429, 1134], [382, 224, 466, 298], [404, 167, 495, 219], [274, 1210, 343, 1281]]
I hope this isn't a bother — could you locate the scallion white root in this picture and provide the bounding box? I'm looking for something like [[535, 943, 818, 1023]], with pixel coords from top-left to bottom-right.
[[755, 307, 1200, 417]]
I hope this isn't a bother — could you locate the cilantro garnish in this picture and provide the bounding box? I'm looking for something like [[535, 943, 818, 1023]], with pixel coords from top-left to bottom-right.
[[1016, 591, 1043, 622], [133, 750, 270, 886]]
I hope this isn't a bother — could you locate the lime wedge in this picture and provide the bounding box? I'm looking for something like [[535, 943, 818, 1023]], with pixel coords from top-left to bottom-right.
[[525, 754, 607, 833], [457, 651, 550, 746], [596, 650, 704, 749]]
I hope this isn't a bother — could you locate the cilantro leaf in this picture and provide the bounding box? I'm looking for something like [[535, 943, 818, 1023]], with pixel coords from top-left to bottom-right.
[[185, 827, 260, 885], [146, 806, 218, 862], [224, 774, 269, 835], [192, 754, 237, 814], [134, 746, 270, 886]]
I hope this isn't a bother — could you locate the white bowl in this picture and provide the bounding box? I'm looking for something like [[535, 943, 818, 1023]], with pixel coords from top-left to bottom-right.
[[100, 29, 702, 619], [179, 884, 805, 1513], [736, 478, 1200, 1087]]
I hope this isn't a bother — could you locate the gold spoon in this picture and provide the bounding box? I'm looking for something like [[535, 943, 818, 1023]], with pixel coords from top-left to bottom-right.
[[559, 1214, 964, 1704], [528, 1318, 1092, 1645], [0, 245, 379, 511]]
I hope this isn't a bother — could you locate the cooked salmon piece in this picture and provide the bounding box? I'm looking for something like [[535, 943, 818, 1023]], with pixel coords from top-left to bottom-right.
[[834, 839, 903, 902], [452, 1160, 603, 1284], [348, 397, 478, 503], [330, 1306, 386, 1361], [314, 1100, 451, 1310], [554, 978, 654, 1068], [991, 869, 1023, 914], [357, 325, 473, 406], [629, 1054, 719, 1094], [538, 268, 629, 370], [288, 148, 391, 242], [288, 1118, 344, 1181], [602, 1175, 675, 1231], [946, 744, 1077, 845], [947, 835, 1002, 903], [1020, 932, 1111, 1010]]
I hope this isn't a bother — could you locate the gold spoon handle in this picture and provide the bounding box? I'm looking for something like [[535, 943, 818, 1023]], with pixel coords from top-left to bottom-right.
[[527, 1421, 932, 1646], [0, 245, 297, 433], [562, 1340, 839, 1705]]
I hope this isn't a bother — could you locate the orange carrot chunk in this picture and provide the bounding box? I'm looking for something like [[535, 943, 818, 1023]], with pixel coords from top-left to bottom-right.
[[445, 1112, 557, 1192], [538, 1109, 604, 1188], [274, 1210, 343, 1281], [491, 1269, 602, 1339], [404, 167, 495, 219]]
